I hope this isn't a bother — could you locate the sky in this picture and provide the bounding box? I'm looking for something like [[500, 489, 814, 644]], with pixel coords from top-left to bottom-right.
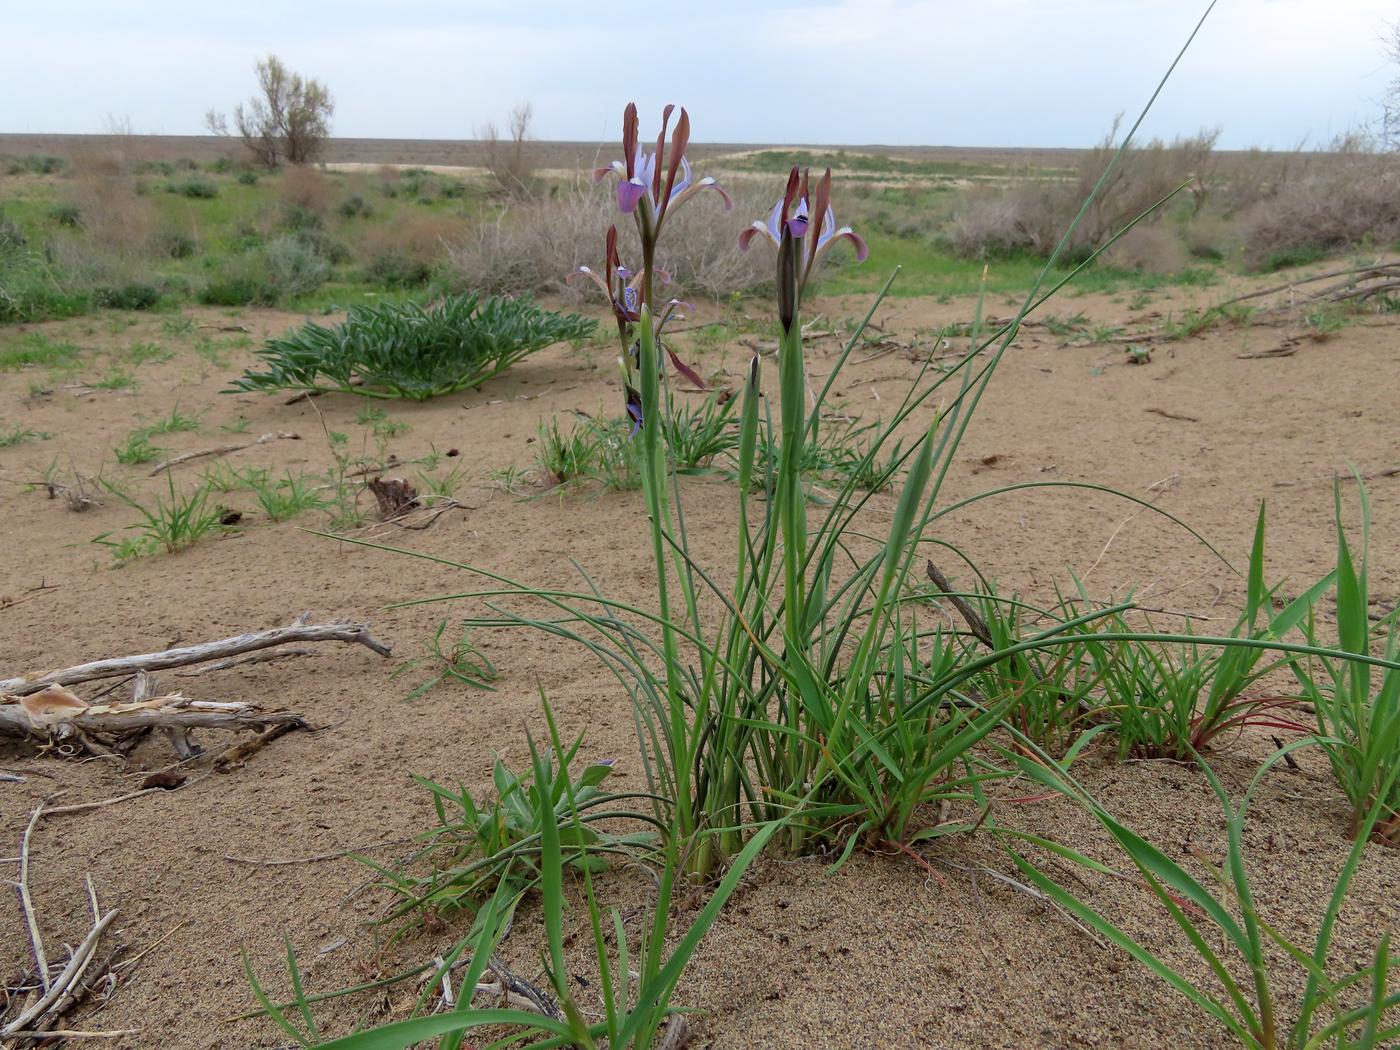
[[2, 0, 1397, 149]]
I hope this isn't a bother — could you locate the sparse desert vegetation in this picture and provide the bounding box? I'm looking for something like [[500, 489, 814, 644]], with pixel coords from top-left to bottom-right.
[[3, 19, 1400, 1050]]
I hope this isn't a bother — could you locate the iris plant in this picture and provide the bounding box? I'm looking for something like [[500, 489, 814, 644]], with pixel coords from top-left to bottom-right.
[[575, 103, 732, 413]]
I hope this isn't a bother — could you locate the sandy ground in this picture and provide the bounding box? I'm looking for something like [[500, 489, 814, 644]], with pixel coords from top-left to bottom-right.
[[1, 277, 1397, 1048]]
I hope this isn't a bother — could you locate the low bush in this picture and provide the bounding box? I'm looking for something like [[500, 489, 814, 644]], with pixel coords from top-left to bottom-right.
[[947, 127, 1218, 261], [165, 175, 219, 199], [447, 180, 769, 299], [49, 202, 82, 228], [0, 216, 26, 252], [0, 256, 92, 323], [337, 193, 373, 218], [199, 272, 275, 307], [358, 215, 461, 287], [228, 293, 596, 400], [277, 165, 336, 216], [1241, 152, 1400, 271], [95, 281, 162, 311], [161, 231, 197, 259], [199, 233, 331, 307], [5, 154, 65, 175]]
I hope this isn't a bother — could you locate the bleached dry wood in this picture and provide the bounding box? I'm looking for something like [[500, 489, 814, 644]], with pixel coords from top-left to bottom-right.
[[2, 907, 119, 1037], [173, 647, 312, 676], [14, 800, 52, 996], [0, 618, 391, 697], [0, 701, 303, 740], [146, 431, 300, 476]]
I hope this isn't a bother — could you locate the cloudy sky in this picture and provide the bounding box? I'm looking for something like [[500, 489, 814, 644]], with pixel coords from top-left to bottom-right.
[[4, 0, 1397, 148]]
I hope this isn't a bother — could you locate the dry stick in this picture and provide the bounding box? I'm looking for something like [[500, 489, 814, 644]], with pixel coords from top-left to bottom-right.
[[13, 799, 53, 993], [1209, 260, 1400, 311], [1, 909, 119, 1037], [925, 562, 994, 648], [1080, 473, 1179, 585], [213, 718, 308, 770], [1274, 466, 1400, 489], [42, 788, 164, 817], [147, 431, 300, 476], [174, 647, 312, 677], [1144, 407, 1199, 423], [3, 1028, 142, 1040], [114, 920, 191, 976], [0, 618, 392, 696], [0, 705, 302, 741]]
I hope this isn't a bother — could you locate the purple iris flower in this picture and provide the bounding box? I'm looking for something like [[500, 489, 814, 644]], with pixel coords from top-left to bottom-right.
[[739, 189, 868, 265], [594, 103, 733, 221]]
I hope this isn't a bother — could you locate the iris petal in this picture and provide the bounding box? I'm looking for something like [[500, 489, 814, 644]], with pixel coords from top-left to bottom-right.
[[617, 179, 648, 213]]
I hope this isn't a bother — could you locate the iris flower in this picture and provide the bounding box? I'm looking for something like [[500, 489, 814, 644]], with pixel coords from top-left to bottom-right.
[[594, 103, 732, 224], [738, 168, 868, 267], [739, 166, 867, 330]]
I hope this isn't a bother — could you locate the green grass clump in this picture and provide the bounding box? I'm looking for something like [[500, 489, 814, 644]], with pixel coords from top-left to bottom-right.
[[95, 475, 226, 562], [0, 332, 82, 370], [0, 426, 53, 448], [94, 282, 163, 311], [139, 405, 202, 434], [229, 294, 596, 401], [1290, 484, 1400, 846], [246, 470, 328, 522], [114, 432, 163, 465], [165, 175, 219, 199]]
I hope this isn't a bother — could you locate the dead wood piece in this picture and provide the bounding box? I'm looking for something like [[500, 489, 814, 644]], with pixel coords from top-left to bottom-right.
[[1145, 407, 1200, 423], [926, 562, 994, 648], [1273, 466, 1400, 489], [1238, 337, 1301, 360], [0, 701, 302, 742], [0, 618, 391, 697], [147, 431, 300, 476], [213, 718, 308, 771], [173, 647, 312, 677], [369, 476, 420, 519]]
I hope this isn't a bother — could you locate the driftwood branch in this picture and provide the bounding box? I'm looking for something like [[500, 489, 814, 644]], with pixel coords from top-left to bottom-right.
[[0, 618, 391, 697], [0, 693, 304, 742], [147, 431, 300, 476]]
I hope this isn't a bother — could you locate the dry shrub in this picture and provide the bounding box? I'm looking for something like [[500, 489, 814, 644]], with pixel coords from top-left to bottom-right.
[[948, 126, 1219, 261], [481, 103, 539, 199], [446, 180, 769, 300], [278, 165, 337, 216], [1180, 214, 1236, 261], [359, 214, 465, 286], [1102, 225, 1188, 274], [1240, 149, 1400, 271], [60, 174, 158, 257]]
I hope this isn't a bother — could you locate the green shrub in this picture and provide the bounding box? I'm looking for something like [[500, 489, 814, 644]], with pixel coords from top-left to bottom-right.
[[228, 293, 596, 400], [280, 204, 322, 231], [0, 216, 25, 252], [96, 281, 162, 311], [199, 273, 275, 307], [259, 235, 332, 297], [5, 154, 64, 175], [49, 202, 82, 228], [0, 259, 92, 323], [236, 170, 259, 186], [289, 227, 350, 265], [165, 175, 219, 199], [362, 249, 433, 287], [161, 231, 197, 258], [337, 193, 373, 218]]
